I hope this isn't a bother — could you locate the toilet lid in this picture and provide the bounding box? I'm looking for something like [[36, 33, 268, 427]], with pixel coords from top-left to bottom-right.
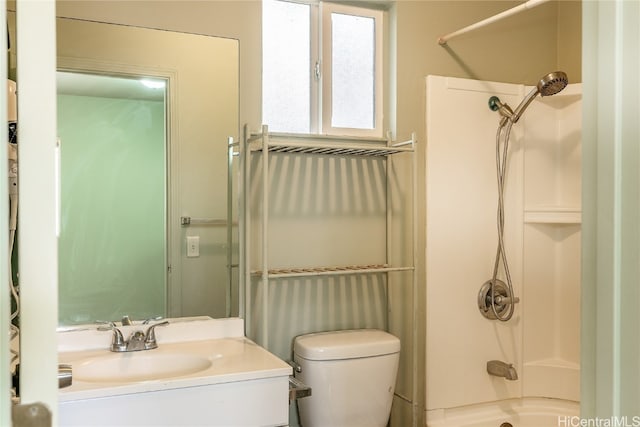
[[294, 329, 400, 361]]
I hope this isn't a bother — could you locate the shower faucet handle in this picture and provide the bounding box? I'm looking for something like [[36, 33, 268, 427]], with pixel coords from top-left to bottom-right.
[[493, 295, 520, 306]]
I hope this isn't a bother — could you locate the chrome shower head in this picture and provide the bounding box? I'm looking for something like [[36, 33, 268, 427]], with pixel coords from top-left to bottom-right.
[[511, 71, 568, 122], [489, 71, 569, 124], [537, 71, 568, 97]]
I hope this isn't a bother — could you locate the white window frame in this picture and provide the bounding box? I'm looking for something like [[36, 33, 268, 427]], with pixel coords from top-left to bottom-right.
[[320, 2, 383, 137], [309, 3, 320, 134], [262, 0, 384, 137]]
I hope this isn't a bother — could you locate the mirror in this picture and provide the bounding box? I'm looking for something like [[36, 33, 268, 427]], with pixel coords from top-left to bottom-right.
[[57, 71, 168, 324], [52, 17, 240, 325]]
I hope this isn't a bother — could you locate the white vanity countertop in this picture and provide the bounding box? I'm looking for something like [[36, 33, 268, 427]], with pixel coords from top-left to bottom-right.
[[57, 318, 292, 402], [57, 316, 245, 352]]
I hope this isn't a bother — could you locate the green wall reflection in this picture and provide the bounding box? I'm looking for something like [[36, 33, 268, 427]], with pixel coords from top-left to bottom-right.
[[57, 91, 166, 324]]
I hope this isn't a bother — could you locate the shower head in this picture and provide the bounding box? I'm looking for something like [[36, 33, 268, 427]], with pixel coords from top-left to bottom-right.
[[537, 71, 568, 97], [510, 71, 568, 123]]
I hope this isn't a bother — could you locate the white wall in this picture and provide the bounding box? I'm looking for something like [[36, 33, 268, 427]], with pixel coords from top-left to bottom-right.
[[425, 75, 581, 412]]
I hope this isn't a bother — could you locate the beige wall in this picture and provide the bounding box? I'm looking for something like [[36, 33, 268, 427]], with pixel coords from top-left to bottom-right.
[[558, 0, 582, 81], [55, 0, 262, 133]]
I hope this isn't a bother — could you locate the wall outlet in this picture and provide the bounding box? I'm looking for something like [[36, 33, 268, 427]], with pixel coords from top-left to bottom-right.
[[186, 236, 200, 258]]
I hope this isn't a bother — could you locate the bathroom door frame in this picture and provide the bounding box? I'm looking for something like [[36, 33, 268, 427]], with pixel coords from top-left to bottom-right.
[[0, 0, 10, 424], [12, 0, 60, 423], [581, 0, 640, 416]]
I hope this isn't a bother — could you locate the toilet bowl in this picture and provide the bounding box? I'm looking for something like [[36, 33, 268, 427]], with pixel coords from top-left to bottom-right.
[[293, 329, 400, 427]]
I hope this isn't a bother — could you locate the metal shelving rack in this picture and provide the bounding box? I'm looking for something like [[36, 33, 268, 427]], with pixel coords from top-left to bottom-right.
[[242, 124, 417, 348]]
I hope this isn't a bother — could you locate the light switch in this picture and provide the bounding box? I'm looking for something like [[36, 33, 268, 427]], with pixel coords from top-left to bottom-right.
[[186, 236, 200, 257]]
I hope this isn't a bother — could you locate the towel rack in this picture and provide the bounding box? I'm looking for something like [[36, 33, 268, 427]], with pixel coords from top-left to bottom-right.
[[180, 216, 228, 227]]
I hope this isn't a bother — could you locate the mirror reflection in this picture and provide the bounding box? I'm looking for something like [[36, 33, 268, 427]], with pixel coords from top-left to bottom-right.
[[57, 72, 168, 324], [54, 17, 240, 325]]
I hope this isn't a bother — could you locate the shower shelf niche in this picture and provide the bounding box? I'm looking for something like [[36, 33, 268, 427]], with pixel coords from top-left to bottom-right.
[[523, 207, 581, 224], [522, 83, 582, 403]]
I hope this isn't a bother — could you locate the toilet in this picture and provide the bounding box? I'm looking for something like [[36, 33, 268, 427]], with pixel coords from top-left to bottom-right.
[[293, 329, 400, 427]]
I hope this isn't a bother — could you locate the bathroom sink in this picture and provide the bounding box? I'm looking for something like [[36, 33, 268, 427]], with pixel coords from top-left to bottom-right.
[[57, 318, 292, 426], [73, 352, 213, 382]]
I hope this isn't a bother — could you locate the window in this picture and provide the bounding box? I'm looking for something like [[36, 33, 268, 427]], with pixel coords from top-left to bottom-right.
[[262, 0, 313, 133], [263, 0, 383, 137]]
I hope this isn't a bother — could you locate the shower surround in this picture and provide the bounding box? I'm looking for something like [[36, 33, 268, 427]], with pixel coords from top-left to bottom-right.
[[425, 76, 581, 424]]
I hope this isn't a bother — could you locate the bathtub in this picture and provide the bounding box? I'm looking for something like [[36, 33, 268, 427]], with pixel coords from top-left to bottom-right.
[[426, 398, 579, 427]]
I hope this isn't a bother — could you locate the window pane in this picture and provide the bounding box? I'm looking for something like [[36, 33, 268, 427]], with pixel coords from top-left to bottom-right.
[[263, 0, 310, 133], [331, 12, 375, 130]]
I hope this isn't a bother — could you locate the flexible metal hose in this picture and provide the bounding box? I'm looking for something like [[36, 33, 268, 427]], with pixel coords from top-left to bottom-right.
[[490, 121, 516, 321]]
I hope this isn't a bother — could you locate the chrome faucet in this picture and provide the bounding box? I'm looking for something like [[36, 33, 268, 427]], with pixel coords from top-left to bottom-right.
[[98, 320, 169, 352], [486, 360, 518, 380]]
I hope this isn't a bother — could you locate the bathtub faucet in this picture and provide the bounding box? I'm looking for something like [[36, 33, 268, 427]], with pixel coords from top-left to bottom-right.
[[486, 360, 518, 380], [98, 320, 169, 352]]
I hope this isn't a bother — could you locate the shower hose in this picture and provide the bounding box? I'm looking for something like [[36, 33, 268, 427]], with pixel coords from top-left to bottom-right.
[[491, 120, 516, 322]]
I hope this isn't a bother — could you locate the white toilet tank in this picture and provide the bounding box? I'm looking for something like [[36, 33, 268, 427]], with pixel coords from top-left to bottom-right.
[[293, 329, 400, 427]]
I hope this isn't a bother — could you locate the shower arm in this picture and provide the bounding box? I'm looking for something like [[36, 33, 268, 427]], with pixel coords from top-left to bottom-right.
[[490, 71, 568, 125], [510, 87, 540, 124]]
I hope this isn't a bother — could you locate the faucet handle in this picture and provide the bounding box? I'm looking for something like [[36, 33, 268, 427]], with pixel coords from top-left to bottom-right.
[[95, 320, 116, 327], [142, 316, 163, 325], [96, 321, 126, 351], [96, 320, 118, 333], [144, 320, 169, 349]]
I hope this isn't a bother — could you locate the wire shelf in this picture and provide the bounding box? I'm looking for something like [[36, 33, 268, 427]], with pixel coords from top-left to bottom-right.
[[247, 132, 414, 157], [250, 264, 414, 279]]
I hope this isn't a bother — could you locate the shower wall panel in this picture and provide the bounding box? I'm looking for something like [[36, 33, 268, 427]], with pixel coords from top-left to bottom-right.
[[425, 75, 581, 411], [521, 84, 582, 402], [426, 76, 525, 410]]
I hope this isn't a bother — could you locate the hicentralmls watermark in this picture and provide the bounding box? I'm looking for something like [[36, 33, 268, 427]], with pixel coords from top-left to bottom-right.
[[558, 416, 640, 427]]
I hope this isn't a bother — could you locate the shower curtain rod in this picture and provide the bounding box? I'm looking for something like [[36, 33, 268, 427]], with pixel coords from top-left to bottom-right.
[[437, 0, 550, 45]]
